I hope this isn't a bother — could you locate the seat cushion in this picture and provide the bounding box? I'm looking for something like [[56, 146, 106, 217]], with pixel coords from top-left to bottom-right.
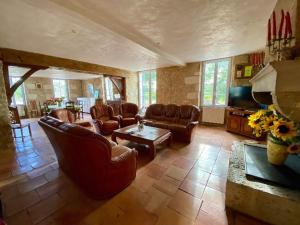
[[121, 118, 136, 127], [102, 120, 119, 131]]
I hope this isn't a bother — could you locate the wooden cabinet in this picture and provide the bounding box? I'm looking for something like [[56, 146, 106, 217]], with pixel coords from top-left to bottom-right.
[[226, 107, 258, 139]]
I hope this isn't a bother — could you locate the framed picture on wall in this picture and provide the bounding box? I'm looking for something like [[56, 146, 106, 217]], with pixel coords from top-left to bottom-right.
[[235, 64, 253, 79]]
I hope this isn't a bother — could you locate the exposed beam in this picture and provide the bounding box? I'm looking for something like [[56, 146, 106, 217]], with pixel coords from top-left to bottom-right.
[[0, 48, 135, 77], [49, 0, 185, 66]]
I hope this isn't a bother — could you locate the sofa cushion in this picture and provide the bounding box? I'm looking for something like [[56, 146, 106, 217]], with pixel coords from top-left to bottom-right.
[[165, 104, 179, 119], [102, 120, 119, 131]]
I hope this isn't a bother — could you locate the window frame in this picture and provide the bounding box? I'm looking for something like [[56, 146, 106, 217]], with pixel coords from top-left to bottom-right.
[[52, 79, 69, 99], [104, 77, 114, 101], [200, 58, 231, 107], [9, 76, 26, 106], [138, 70, 157, 108]]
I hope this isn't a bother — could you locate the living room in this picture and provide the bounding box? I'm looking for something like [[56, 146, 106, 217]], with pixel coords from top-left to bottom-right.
[[0, 0, 300, 225]]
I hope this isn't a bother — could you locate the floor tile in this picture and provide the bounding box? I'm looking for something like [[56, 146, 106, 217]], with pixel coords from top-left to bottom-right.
[[28, 193, 66, 224], [156, 207, 195, 225], [4, 190, 40, 216], [17, 175, 48, 194], [6, 210, 32, 225], [153, 176, 181, 196], [207, 174, 227, 193], [202, 187, 225, 208], [179, 179, 205, 199], [165, 165, 189, 181], [168, 190, 202, 220], [186, 167, 210, 185]]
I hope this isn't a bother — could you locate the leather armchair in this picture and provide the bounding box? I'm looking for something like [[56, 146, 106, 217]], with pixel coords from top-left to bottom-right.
[[38, 116, 137, 199], [120, 102, 138, 127], [90, 104, 120, 135], [49, 109, 93, 130]]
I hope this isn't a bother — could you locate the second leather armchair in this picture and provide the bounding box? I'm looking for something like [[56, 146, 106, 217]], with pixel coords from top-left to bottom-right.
[[90, 103, 120, 135]]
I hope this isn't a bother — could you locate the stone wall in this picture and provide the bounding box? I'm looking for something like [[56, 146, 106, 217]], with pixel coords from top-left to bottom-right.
[[0, 61, 14, 151], [231, 54, 252, 87], [24, 77, 84, 115], [156, 63, 201, 105], [124, 73, 138, 104]]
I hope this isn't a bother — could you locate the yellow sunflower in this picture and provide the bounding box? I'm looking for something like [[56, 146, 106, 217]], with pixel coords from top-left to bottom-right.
[[261, 115, 277, 132], [253, 126, 263, 137], [248, 110, 266, 128], [271, 119, 297, 141]]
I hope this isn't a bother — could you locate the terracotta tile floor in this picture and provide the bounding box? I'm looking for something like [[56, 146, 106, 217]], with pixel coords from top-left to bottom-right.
[[0, 117, 268, 225]]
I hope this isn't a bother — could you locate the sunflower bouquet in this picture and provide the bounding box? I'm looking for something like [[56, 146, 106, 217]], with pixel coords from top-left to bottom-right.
[[248, 105, 300, 154]]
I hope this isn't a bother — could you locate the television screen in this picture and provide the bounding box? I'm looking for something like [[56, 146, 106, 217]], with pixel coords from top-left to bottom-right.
[[228, 86, 263, 109]]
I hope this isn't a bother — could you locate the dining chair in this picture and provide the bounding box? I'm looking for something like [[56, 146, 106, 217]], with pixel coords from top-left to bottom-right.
[[29, 100, 39, 117], [8, 106, 32, 142]]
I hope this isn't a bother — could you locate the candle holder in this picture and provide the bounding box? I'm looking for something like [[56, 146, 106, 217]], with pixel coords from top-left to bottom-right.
[[268, 36, 295, 61]]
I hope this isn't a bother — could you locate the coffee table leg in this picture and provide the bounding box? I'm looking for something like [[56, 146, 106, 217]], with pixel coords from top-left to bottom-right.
[[111, 133, 117, 143], [149, 143, 156, 159], [167, 134, 172, 146]]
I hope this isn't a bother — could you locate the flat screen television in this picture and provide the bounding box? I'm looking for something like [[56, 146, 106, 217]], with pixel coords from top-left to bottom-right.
[[228, 86, 265, 110]]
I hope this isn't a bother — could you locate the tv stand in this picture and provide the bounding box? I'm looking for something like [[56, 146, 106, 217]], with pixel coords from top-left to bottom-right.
[[225, 107, 259, 139]]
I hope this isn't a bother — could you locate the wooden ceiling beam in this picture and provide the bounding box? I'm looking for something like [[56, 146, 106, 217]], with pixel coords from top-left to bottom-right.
[[0, 48, 135, 77]]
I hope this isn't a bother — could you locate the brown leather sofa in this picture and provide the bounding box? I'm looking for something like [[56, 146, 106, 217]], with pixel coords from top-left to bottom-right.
[[120, 102, 139, 127], [38, 116, 137, 199], [49, 108, 93, 130], [137, 104, 200, 143], [90, 103, 120, 135]]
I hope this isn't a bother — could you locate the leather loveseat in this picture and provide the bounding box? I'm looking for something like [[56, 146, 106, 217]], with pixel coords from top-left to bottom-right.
[[38, 116, 137, 199], [137, 104, 200, 143]]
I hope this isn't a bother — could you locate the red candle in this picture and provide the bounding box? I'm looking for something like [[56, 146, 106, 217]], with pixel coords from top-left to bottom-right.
[[272, 11, 277, 39], [278, 10, 284, 39], [287, 11, 292, 37], [284, 14, 288, 39], [268, 19, 271, 42]]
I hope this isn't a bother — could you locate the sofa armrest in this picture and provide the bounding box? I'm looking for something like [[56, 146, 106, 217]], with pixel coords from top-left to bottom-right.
[[111, 115, 121, 122], [92, 119, 103, 134], [110, 146, 137, 168], [74, 121, 92, 127]]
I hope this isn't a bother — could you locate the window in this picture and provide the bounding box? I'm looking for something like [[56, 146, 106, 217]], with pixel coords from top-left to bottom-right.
[[53, 79, 68, 99], [10, 77, 25, 105], [104, 77, 114, 101], [201, 59, 231, 106], [139, 70, 156, 107]]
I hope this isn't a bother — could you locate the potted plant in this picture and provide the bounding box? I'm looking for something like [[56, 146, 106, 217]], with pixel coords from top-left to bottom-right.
[[248, 105, 300, 165]]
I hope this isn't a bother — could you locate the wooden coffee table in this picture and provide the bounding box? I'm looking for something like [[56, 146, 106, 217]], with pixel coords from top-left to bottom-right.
[[111, 124, 172, 159]]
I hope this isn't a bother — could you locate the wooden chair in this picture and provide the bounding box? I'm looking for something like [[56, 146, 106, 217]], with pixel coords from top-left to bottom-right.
[[65, 101, 78, 120], [29, 100, 39, 117], [76, 100, 84, 119], [9, 106, 32, 142]]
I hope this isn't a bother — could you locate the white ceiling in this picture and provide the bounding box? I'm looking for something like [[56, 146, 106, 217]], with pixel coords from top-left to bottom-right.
[[0, 0, 276, 72], [9, 66, 102, 80]]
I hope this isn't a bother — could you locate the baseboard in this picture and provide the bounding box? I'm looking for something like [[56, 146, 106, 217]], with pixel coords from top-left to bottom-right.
[[200, 122, 225, 127]]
